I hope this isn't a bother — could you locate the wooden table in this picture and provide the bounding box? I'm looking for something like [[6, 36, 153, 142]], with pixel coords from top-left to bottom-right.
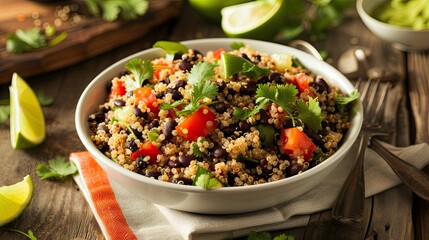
[[1, 2, 428, 240]]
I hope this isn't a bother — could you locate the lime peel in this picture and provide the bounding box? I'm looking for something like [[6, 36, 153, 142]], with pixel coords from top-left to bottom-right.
[[10, 73, 46, 149], [0, 175, 34, 227]]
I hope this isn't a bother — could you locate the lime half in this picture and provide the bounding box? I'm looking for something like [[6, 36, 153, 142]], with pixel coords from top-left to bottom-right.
[[0, 175, 34, 227], [10, 73, 46, 149], [221, 0, 287, 40]]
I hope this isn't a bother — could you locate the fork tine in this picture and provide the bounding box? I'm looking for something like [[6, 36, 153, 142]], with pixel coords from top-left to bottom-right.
[[372, 81, 391, 124]]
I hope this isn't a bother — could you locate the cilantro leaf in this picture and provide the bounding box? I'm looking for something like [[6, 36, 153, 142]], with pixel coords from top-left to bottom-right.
[[233, 98, 269, 121], [256, 124, 276, 148], [242, 61, 270, 78], [36, 156, 78, 180], [230, 41, 245, 50], [256, 83, 298, 114], [248, 231, 272, 240], [84, 0, 148, 22], [160, 100, 186, 110], [124, 58, 153, 92], [153, 41, 189, 61], [187, 61, 215, 85], [147, 129, 160, 142], [6, 27, 67, 53], [0, 105, 10, 124], [193, 165, 223, 190], [177, 79, 218, 115], [336, 89, 359, 105], [296, 97, 323, 132], [192, 143, 205, 157], [3, 228, 38, 240], [36, 91, 54, 106]]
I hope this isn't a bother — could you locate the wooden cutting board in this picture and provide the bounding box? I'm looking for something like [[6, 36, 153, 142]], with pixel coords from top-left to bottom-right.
[[0, 0, 183, 84]]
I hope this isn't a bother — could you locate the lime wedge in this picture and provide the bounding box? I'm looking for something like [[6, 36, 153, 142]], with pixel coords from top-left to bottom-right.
[[0, 175, 34, 227], [221, 0, 287, 40], [9, 73, 46, 149]]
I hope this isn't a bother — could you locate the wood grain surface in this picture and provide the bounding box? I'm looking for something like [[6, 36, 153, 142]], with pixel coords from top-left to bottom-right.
[[0, 1, 428, 239], [0, 0, 183, 84]]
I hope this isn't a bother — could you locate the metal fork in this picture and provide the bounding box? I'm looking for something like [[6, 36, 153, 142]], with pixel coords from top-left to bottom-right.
[[331, 49, 391, 223]]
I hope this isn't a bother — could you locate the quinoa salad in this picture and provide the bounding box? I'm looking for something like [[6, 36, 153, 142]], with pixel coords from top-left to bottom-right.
[[88, 41, 357, 189]]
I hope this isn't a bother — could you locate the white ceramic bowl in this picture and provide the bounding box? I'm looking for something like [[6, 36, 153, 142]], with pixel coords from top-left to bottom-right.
[[357, 0, 429, 51], [75, 38, 363, 214]]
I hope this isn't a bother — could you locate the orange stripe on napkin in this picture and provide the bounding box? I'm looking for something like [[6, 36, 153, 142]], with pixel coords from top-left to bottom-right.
[[70, 152, 137, 240]]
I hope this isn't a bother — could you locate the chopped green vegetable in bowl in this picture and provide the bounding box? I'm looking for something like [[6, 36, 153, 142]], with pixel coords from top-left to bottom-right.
[[76, 38, 362, 214]]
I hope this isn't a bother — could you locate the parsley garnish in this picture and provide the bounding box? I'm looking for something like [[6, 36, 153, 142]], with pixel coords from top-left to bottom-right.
[[36, 156, 78, 180], [233, 83, 323, 132], [153, 41, 189, 61], [230, 41, 245, 50], [6, 27, 67, 53], [84, 0, 148, 22], [335, 89, 359, 105], [193, 165, 223, 190], [124, 58, 154, 92]]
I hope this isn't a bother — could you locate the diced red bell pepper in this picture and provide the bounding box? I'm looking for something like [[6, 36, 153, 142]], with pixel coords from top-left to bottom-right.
[[134, 87, 159, 115], [176, 106, 217, 142], [111, 78, 126, 96], [130, 141, 162, 164], [280, 128, 316, 161], [213, 48, 224, 60], [294, 72, 310, 93]]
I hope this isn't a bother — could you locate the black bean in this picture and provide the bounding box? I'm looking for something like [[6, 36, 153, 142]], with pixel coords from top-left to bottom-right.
[[163, 120, 177, 139], [259, 110, 269, 124], [287, 164, 303, 176], [316, 78, 330, 93], [173, 53, 182, 60], [227, 172, 237, 186], [136, 156, 148, 171], [89, 111, 105, 123], [257, 75, 270, 84], [178, 155, 193, 167], [213, 148, 227, 158], [179, 60, 193, 72], [222, 123, 238, 137], [97, 124, 109, 133], [213, 102, 227, 113], [167, 160, 180, 168], [172, 177, 193, 185], [133, 106, 147, 118], [240, 82, 257, 95], [252, 55, 261, 63], [148, 119, 159, 129], [238, 120, 251, 132], [166, 88, 182, 100], [308, 160, 317, 169], [105, 80, 113, 93], [126, 91, 134, 98], [155, 92, 165, 99], [98, 142, 109, 153], [161, 75, 171, 84], [174, 80, 187, 89], [145, 171, 161, 179], [269, 72, 283, 84], [216, 81, 226, 92], [114, 99, 126, 107], [305, 129, 325, 146], [227, 88, 237, 96], [283, 119, 294, 129], [241, 53, 251, 61], [125, 140, 138, 152]]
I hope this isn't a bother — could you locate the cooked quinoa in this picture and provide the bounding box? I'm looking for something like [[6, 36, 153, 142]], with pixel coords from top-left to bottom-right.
[[88, 42, 353, 188]]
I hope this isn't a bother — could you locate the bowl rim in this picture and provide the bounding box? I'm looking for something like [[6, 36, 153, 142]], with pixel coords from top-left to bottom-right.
[[75, 38, 363, 194], [356, 0, 429, 33]]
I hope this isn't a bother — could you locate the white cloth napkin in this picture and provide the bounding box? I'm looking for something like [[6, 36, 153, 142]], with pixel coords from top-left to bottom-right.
[[72, 141, 429, 240]]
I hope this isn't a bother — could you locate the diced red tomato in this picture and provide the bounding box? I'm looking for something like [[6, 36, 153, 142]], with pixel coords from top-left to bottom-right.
[[153, 63, 169, 79], [176, 106, 218, 142], [111, 78, 126, 96], [213, 48, 224, 60], [130, 141, 162, 164], [280, 128, 316, 161], [134, 87, 159, 115], [294, 72, 310, 93]]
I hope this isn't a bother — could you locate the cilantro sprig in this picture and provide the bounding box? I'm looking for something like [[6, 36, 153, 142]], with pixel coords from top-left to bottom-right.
[[6, 27, 68, 54], [161, 61, 218, 115], [233, 83, 323, 132], [84, 0, 148, 22], [124, 58, 154, 92], [335, 89, 359, 105], [3, 228, 37, 240], [36, 156, 78, 180], [153, 41, 189, 61], [193, 165, 223, 190]]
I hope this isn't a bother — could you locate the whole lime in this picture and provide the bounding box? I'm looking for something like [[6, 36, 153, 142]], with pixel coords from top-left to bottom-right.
[[188, 0, 253, 23]]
